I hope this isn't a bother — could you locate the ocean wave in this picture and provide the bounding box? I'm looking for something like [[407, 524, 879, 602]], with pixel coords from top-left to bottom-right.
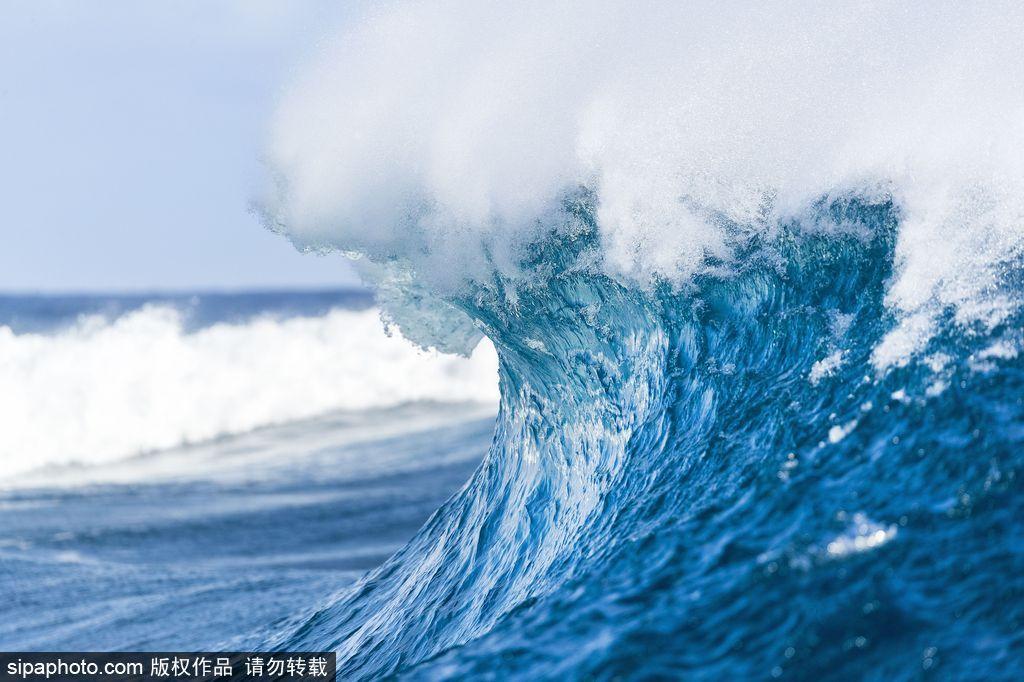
[[0, 305, 497, 479], [253, 2, 1024, 677], [268, 198, 1024, 679]]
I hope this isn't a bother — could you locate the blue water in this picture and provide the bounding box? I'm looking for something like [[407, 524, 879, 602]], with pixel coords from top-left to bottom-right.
[[274, 199, 1021, 679], [4, 213, 1024, 682], [0, 402, 493, 650]]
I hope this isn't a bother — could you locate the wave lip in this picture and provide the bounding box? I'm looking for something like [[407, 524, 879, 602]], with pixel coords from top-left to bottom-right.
[[0, 304, 497, 479], [262, 0, 1024, 360]]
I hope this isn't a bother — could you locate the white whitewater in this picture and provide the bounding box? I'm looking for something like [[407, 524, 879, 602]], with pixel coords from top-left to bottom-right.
[[261, 0, 1024, 365], [0, 305, 497, 478]]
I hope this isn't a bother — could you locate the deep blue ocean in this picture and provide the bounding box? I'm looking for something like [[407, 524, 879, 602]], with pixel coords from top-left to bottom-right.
[[3, 203, 1024, 681]]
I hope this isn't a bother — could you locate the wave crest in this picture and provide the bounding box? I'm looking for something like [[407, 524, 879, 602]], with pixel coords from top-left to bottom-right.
[[261, 0, 1024, 359]]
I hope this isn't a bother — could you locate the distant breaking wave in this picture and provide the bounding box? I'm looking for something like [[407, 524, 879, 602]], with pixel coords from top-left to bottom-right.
[[0, 305, 497, 479], [256, 1, 1024, 678]]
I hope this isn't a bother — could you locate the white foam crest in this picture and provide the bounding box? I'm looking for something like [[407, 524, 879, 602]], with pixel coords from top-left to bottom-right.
[[0, 305, 497, 478], [263, 1, 1024, 361]]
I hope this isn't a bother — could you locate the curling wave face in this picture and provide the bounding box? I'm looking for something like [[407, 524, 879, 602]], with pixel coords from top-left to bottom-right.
[[271, 200, 1024, 679], [259, 2, 1024, 677], [0, 304, 497, 479]]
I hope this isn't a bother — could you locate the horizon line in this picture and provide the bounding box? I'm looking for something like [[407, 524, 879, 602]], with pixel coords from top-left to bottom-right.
[[0, 283, 373, 298]]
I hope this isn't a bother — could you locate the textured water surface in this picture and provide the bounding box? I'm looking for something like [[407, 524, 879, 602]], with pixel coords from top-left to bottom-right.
[[0, 403, 493, 651], [276, 200, 1024, 680]]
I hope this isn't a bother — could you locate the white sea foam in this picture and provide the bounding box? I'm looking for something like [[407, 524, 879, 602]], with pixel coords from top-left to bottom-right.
[[0, 306, 498, 478], [262, 1, 1024, 361], [827, 420, 858, 445], [809, 351, 845, 385], [825, 513, 898, 559]]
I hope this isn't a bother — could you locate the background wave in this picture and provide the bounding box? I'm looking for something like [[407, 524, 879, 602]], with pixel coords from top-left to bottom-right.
[[0, 302, 497, 479]]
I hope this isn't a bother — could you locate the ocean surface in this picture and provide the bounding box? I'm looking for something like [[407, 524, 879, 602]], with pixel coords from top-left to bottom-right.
[[6, 214, 1021, 680], [0, 291, 497, 650]]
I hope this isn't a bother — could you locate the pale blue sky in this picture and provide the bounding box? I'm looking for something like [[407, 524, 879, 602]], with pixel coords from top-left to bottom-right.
[[0, 1, 363, 292]]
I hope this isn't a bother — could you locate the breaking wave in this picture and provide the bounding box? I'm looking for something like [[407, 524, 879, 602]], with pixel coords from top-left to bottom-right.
[[267, 198, 1024, 679], [0, 305, 497, 479], [256, 2, 1024, 678]]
